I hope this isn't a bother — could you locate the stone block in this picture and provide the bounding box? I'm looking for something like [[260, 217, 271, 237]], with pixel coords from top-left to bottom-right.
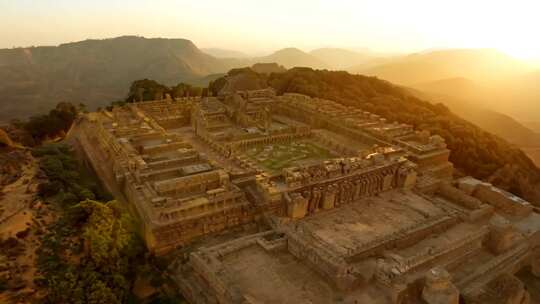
[[403, 171, 417, 189], [321, 192, 336, 210], [467, 204, 494, 222], [287, 194, 308, 219]]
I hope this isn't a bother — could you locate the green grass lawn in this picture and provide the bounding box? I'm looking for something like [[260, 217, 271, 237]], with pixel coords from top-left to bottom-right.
[[245, 141, 334, 172]]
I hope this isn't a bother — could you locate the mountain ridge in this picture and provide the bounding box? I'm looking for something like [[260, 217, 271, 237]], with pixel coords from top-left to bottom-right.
[[351, 48, 531, 85], [254, 47, 328, 69], [0, 36, 238, 121], [351, 48, 540, 124]]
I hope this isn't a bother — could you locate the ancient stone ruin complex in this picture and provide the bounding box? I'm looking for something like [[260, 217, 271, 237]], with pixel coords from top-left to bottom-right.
[[71, 88, 540, 304]]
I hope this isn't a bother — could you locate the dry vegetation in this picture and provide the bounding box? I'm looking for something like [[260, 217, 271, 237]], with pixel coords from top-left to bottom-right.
[[0, 113, 182, 303]]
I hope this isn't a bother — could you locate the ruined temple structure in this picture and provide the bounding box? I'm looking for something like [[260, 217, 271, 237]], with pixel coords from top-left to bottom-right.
[[71, 88, 540, 304]]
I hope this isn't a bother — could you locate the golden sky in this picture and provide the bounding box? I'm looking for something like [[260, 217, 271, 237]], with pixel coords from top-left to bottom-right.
[[2, 0, 539, 61]]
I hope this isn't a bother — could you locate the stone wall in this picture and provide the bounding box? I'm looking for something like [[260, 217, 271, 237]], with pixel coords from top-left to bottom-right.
[[437, 184, 483, 210], [474, 184, 533, 217]]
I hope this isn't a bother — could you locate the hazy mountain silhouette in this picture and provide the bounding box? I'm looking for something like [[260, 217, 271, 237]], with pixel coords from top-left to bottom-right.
[[351, 49, 540, 123], [254, 48, 328, 69], [501, 71, 540, 122], [352, 49, 529, 85], [2, 37, 538, 132], [412, 77, 493, 108], [409, 85, 540, 147]]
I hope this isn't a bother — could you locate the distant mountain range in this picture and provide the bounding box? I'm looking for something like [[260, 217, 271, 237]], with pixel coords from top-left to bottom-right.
[[346, 49, 540, 149], [408, 84, 540, 147], [0, 38, 378, 121], [201, 47, 378, 69], [237, 46, 540, 150], [253, 48, 328, 69], [1, 36, 539, 152], [350, 49, 540, 121]]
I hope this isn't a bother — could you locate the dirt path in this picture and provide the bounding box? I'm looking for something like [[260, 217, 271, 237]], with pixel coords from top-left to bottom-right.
[[0, 152, 55, 303]]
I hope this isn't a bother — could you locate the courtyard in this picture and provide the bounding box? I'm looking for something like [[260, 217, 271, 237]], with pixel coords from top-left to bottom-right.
[[244, 141, 335, 172]]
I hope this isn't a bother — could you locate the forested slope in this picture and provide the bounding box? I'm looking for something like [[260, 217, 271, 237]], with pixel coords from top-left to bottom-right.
[[209, 68, 540, 204]]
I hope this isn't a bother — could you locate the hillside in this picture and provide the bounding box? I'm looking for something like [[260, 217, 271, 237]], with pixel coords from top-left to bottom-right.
[[409, 80, 540, 147], [352, 49, 529, 85], [351, 49, 540, 124], [411, 74, 540, 126], [412, 77, 486, 102], [0, 36, 243, 122], [499, 71, 540, 122], [254, 48, 327, 69], [209, 68, 540, 205]]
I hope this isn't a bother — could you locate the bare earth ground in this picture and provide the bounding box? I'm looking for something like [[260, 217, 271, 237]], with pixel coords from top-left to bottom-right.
[[0, 151, 55, 303]]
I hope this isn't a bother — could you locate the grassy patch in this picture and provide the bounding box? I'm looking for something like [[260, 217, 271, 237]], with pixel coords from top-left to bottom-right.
[[245, 141, 334, 172]]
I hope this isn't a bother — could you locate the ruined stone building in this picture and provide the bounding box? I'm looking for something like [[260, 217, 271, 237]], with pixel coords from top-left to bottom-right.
[[72, 88, 540, 304]]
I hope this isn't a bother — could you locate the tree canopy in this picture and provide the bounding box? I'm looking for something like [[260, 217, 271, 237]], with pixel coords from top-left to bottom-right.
[[33, 143, 181, 303], [23, 102, 79, 142], [125, 79, 204, 102]]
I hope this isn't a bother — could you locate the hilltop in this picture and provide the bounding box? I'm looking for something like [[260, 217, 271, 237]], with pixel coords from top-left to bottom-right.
[[254, 48, 328, 69], [0, 36, 242, 121], [209, 67, 540, 205]]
